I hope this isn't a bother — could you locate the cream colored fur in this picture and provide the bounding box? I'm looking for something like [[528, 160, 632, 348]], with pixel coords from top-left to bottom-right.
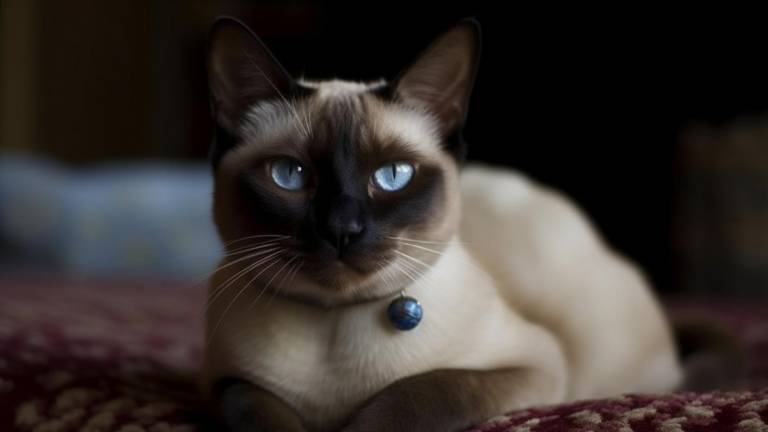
[[460, 165, 682, 399], [204, 162, 682, 431]]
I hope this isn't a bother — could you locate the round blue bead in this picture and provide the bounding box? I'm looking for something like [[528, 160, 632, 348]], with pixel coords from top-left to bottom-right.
[[387, 296, 423, 331]]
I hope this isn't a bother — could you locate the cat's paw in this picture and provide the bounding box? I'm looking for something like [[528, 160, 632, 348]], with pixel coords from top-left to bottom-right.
[[340, 397, 434, 432]]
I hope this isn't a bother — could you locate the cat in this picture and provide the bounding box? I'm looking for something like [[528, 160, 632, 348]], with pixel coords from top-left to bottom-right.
[[201, 16, 683, 432]]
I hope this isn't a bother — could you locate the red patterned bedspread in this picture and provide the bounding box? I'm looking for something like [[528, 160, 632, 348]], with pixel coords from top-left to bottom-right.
[[0, 279, 766, 431]]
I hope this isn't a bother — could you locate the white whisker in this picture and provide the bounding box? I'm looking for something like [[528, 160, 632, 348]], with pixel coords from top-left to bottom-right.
[[387, 236, 458, 245], [400, 259, 428, 283], [205, 260, 262, 313], [206, 248, 285, 314], [397, 239, 485, 274], [223, 234, 290, 249], [396, 241, 445, 257], [222, 239, 286, 257], [199, 245, 283, 285], [264, 257, 303, 308], [377, 261, 403, 294], [252, 255, 298, 309], [378, 262, 395, 291], [208, 252, 286, 342], [393, 259, 422, 285], [292, 94, 314, 138], [395, 249, 434, 271]]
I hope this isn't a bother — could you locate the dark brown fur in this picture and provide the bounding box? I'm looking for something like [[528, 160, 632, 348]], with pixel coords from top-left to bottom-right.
[[341, 369, 536, 432], [214, 368, 533, 432]]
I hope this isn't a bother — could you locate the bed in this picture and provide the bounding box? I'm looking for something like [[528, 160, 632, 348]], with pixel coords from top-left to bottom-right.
[[0, 278, 766, 431]]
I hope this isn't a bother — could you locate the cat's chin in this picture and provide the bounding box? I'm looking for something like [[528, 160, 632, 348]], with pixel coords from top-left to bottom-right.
[[301, 253, 379, 282], [276, 261, 404, 307], [282, 286, 403, 308]]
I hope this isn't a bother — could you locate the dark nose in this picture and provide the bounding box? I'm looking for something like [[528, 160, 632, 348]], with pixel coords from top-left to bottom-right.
[[322, 195, 365, 255]]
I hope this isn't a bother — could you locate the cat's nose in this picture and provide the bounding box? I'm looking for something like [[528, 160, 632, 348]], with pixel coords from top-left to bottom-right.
[[323, 195, 365, 255]]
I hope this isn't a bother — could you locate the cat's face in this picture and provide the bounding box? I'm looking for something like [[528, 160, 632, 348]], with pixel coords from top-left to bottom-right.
[[207, 18, 480, 305]]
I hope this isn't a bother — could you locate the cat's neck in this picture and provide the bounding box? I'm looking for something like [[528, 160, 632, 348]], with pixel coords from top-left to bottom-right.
[[207, 237, 493, 341], [294, 239, 487, 330]]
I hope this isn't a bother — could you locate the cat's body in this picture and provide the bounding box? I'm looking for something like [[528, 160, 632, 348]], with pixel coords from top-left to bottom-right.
[[203, 18, 682, 432], [460, 166, 682, 399], [203, 163, 681, 432], [205, 222, 565, 431]]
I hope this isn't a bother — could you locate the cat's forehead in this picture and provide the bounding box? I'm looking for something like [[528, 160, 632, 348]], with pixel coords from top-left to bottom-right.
[[233, 79, 441, 164], [297, 79, 386, 99]]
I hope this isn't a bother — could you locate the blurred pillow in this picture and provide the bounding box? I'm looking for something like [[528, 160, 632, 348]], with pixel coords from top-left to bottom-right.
[[0, 154, 221, 280]]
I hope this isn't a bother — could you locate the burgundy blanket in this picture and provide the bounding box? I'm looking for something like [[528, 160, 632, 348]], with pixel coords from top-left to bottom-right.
[[0, 279, 766, 431]]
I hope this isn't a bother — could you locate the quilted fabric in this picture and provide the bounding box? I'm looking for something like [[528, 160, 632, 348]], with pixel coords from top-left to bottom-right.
[[0, 278, 766, 432]]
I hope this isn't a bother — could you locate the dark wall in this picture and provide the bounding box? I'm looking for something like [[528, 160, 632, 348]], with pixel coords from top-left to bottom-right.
[[4, 1, 766, 293], [245, 3, 768, 293]]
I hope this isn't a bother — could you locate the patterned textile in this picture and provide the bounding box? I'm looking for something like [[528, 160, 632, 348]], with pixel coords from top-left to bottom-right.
[[475, 391, 768, 432], [0, 279, 766, 432], [0, 279, 204, 432]]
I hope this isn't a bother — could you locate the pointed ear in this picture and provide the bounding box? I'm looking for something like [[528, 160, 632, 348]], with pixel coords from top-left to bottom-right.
[[394, 19, 481, 137], [207, 17, 293, 133]]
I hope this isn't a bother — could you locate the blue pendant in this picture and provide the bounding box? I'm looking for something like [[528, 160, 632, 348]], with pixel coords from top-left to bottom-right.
[[387, 295, 423, 331]]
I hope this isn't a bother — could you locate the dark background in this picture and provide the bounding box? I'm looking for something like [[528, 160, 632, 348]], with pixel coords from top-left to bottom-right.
[[3, 1, 768, 295], [263, 4, 768, 294]]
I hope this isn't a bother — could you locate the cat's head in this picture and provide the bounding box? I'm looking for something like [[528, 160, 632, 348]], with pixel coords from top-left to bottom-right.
[[207, 17, 480, 305]]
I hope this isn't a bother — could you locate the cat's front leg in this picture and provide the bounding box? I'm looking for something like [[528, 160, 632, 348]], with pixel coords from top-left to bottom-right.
[[342, 368, 545, 432], [215, 378, 307, 432]]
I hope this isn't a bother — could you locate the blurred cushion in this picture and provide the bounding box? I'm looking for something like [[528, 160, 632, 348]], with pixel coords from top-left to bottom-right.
[[675, 115, 768, 296], [0, 154, 220, 280]]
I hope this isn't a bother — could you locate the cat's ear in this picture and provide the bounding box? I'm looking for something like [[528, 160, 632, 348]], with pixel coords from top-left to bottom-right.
[[207, 17, 293, 133], [394, 19, 481, 138]]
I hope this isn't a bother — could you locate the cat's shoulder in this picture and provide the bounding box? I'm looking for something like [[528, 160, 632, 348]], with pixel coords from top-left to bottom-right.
[[459, 163, 606, 258], [460, 164, 594, 228]]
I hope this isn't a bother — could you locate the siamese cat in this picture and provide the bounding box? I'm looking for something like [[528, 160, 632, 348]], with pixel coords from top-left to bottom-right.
[[202, 17, 683, 432]]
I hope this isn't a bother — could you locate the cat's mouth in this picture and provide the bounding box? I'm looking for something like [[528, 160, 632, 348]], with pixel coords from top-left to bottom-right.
[[327, 259, 364, 274], [278, 247, 409, 304], [296, 237, 389, 274], [301, 253, 381, 283]]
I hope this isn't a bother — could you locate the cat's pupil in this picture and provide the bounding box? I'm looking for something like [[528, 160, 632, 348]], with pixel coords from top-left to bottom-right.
[[271, 159, 306, 191], [374, 162, 414, 192]]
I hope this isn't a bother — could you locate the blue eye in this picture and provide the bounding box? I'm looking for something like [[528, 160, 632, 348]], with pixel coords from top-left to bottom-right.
[[270, 159, 307, 190], [373, 162, 414, 192]]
